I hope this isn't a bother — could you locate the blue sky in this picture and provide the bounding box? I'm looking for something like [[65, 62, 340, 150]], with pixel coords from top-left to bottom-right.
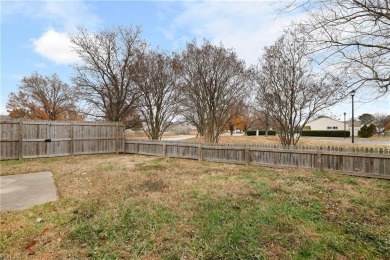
[[1, 0, 389, 118]]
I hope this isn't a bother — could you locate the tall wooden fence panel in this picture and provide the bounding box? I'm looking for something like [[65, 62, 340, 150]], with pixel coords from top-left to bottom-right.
[[22, 121, 72, 158], [0, 120, 20, 160], [125, 140, 390, 179], [0, 120, 124, 160], [73, 123, 124, 155]]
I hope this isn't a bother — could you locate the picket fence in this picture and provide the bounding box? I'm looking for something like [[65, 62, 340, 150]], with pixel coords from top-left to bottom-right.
[[0, 120, 125, 160], [125, 140, 390, 179]]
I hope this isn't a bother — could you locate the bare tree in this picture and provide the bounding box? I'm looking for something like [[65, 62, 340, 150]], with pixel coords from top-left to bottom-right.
[[281, 0, 390, 95], [255, 29, 345, 146], [133, 51, 182, 140], [7, 72, 80, 120], [69, 26, 146, 122], [122, 110, 143, 130], [229, 103, 258, 135], [179, 40, 250, 143], [374, 113, 390, 131], [252, 101, 273, 136]]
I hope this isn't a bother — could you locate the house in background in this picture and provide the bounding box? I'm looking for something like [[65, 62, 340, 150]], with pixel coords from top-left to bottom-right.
[[306, 117, 346, 131], [346, 120, 362, 137], [306, 116, 361, 136]]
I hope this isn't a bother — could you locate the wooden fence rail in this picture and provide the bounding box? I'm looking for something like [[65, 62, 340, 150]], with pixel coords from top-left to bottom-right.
[[125, 140, 390, 179], [1, 120, 125, 160]]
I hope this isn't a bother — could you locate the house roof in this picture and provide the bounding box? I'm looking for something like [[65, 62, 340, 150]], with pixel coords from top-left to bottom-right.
[[306, 116, 342, 124], [346, 120, 362, 127]]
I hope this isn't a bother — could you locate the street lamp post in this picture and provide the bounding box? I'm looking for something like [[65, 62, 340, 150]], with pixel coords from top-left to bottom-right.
[[351, 90, 356, 143], [344, 112, 346, 139]]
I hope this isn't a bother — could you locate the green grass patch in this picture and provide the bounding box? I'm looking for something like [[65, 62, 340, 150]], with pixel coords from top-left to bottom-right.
[[0, 155, 389, 258], [68, 201, 176, 258]]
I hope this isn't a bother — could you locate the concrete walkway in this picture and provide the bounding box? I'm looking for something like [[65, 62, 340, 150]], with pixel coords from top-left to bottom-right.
[[0, 172, 58, 212]]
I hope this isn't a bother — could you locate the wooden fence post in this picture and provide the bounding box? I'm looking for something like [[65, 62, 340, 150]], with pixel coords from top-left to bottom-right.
[[115, 122, 119, 154], [122, 125, 125, 153], [316, 151, 322, 171], [135, 142, 139, 154], [198, 144, 203, 161], [70, 122, 74, 156], [245, 148, 250, 165], [18, 119, 23, 160], [163, 143, 167, 158]]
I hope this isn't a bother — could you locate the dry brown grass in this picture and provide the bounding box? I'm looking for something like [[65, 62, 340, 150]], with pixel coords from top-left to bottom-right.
[[183, 134, 390, 149], [0, 155, 389, 259], [125, 131, 197, 140]]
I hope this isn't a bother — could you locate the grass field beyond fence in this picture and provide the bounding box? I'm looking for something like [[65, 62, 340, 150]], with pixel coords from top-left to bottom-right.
[[0, 154, 389, 259], [126, 140, 390, 178]]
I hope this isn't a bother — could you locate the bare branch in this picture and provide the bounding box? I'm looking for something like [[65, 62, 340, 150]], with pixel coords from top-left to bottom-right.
[[179, 40, 250, 143], [254, 28, 346, 146], [69, 26, 146, 123]]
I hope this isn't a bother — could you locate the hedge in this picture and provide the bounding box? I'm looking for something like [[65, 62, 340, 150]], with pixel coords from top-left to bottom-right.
[[301, 130, 350, 137], [246, 130, 276, 136]]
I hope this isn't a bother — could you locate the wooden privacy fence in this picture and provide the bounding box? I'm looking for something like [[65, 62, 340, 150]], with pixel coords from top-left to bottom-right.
[[1, 120, 125, 160], [125, 140, 390, 179]]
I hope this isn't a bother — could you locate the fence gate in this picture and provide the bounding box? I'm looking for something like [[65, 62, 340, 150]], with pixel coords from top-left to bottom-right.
[[22, 121, 72, 158], [1, 120, 125, 160]]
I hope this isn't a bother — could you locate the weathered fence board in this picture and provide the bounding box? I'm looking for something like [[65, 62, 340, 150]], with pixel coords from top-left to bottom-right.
[[1, 120, 125, 160], [125, 140, 390, 179], [166, 144, 198, 159], [0, 121, 20, 160], [202, 147, 246, 164]]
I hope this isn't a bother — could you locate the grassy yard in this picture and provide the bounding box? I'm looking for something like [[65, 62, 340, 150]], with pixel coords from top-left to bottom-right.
[[1, 154, 389, 259], [183, 135, 390, 149]]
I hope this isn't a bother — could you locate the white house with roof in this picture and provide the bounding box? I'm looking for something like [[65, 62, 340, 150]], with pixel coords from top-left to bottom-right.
[[306, 117, 361, 136], [306, 117, 346, 131]]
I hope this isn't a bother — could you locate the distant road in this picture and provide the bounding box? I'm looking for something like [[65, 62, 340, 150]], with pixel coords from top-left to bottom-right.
[[161, 135, 196, 141]]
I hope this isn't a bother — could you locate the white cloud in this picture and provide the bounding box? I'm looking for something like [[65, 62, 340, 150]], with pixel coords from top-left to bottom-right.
[[163, 1, 307, 65], [3, 1, 100, 64], [42, 1, 101, 32], [32, 29, 80, 65], [1, 1, 101, 31]]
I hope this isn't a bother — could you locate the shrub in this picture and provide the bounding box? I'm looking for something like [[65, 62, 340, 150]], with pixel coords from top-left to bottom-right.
[[301, 130, 350, 137], [246, 130, 276, 136], [358, 125, 368, 138], [358, 124, 376, 138]]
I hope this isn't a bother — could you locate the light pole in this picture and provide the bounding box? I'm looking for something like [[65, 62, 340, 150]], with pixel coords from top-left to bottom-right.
[[351, 90, 356, 143], [344, 112, 346, 139]]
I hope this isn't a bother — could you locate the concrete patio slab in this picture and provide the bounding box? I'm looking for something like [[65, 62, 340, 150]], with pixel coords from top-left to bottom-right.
[[0, 172, 58, 212]]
